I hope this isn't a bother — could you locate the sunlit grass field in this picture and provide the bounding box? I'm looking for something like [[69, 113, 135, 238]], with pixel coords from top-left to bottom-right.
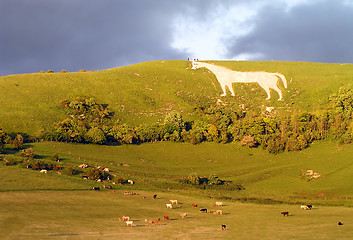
[[2, 60, 353, 136], [1, 187, 353, 239], [2, 140, 353, 238], [2, 60, 353, 239]]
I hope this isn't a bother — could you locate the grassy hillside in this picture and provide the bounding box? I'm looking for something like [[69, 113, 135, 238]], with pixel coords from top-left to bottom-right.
[[1, 60, 353, 136], [2, 140, 353, 207]]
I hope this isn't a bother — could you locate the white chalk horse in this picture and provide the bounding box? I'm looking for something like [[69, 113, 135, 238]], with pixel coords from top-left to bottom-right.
[[191, 61, 287, 100]]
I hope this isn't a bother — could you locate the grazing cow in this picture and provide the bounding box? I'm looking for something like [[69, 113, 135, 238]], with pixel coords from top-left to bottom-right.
[[306, 205, 313, 209], [192, 204, 198, 207], [153, 194, 157, 199], [82, 176, 89, 180], [55, 166, 62, 170], [149, 220, 155, 224], [125, 221, 134, 227], [127, 180, 134, 184], [108, 185, 113, 189], [213, 210, 223, 215], [166, 204, 172, 209], [40, 169, 47, 173], [170, 200, 178, 204], [281, 212, 289, 216], [220, 225, 227, 231], [338, 222, 344, 225], [122, 216, 130, 221], [164, 216, 170, 220], [215, 202, 223, 206], [301, 205, 308, 210], [180, 213, 188, 218], [92, 187, 100, 191], [200, 208, 208, 213]]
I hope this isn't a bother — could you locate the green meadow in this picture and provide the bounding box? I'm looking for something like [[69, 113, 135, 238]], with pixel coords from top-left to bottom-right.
[[2, 60, 353, 136], [2, 60, 353, 239], [1, 141, 353, 239]]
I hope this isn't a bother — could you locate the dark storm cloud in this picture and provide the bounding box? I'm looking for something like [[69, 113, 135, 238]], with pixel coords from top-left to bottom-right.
[[0, 0, 191, 75], [226, 1, 353, 63]]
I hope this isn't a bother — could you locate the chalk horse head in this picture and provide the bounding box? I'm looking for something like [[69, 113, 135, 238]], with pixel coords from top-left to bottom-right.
[[190, 61, 288, 101]]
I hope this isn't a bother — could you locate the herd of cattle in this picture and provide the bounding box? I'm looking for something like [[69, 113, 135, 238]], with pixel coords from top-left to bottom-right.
[[90, 186, 347, 231], [117, 193, 228, 231]]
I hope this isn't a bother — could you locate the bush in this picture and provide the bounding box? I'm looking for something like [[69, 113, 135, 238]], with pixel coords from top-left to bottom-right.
[[85, 127, 106, 144], [31, 160, 54, 170], [241, 135, 256, 147], [66, 166, 79, 175], [115, 176, 126, 184], [20, 148, 35, 158], [187, 173, 200, 185], [86, 168, 107, 180], [0, 129, 8, 153], [12, 134, 23, 149], [52, 153, 59, 162]]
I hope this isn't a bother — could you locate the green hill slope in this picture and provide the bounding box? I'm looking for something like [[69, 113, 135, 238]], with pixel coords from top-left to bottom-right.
[[1, 60, 353, 136]]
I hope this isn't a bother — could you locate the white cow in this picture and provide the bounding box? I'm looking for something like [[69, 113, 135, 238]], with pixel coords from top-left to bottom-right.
[[125, 221, 134, 227]]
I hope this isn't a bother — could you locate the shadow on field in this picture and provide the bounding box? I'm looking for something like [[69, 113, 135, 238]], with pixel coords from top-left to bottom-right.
[[48, 233, 78, 237]]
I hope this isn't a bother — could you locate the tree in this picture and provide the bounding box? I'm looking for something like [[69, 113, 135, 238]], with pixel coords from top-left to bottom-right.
[[52, 153, 59, 162], [241, 135, 256, 148], [85, 127, 106, 144], [21, 148, 35, 158], [188, 173, 200, 185], [163, 111, 185, 135], [12, 134, 23, 149], [0, 129, 8, 153], [329, 86, 353, 118]]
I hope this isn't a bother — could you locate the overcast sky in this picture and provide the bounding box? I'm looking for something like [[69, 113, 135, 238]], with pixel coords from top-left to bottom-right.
[[1, 0, 353, 75]]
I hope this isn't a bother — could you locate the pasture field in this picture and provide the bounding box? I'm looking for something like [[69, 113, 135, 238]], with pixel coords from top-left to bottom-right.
[[1, 190, 353, 239], [1, 60, 353, 136], [1, 141, 353, 238], [2, 141, 353, 206]]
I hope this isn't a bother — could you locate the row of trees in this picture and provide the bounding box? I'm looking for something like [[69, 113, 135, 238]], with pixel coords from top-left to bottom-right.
[[2, 86, 353, 154]]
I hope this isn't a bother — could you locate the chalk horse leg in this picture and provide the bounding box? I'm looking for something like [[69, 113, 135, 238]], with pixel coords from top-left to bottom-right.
[[220, 84, 227, 96]]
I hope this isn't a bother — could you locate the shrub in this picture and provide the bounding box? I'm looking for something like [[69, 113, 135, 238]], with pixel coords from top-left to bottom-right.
[[20, 148, 35, 158], [187, 173, 200, 185], [0, 129, 8, 153], [66, 166, 80, 175], [85, 127, 106, 144], [241, 135, 256, 147], [207, 174, 222, 186], [31, 160, 54, 170], [115, 176, 125, 184], [52, 153, 59, 162], [47, 70, 54, 73], [86, 168, 107, 180], [12, 134, 24, 149]]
